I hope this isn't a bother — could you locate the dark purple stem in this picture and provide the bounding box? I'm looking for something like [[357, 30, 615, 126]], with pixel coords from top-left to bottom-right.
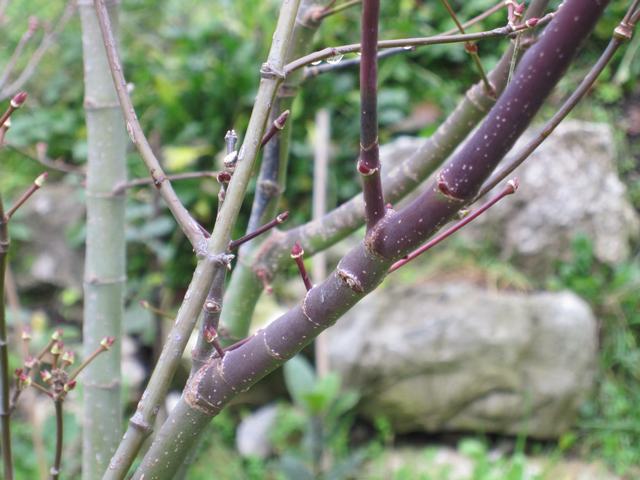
[[389, 179, 519, 273], [228, 211, 289, 250], [359, 0, 385, 230]]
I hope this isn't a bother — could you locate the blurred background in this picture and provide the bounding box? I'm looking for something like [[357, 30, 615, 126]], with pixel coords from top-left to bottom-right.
[[1, 0, 640, 478]]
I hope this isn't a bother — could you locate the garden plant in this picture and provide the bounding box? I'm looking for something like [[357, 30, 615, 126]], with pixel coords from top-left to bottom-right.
[[0, 0, 639, 479]]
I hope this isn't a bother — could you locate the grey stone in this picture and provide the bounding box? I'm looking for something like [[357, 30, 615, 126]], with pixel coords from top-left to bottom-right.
[[378, 122, 640, 276], [326, 281, 597, 438], [463, 121, 639, 275], [236, 403, 279, 459]]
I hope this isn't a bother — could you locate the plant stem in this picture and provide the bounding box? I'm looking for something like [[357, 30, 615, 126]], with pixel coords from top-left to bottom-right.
[[49, 399, 63, 480], [389, 179, 519, 273], [134, 1, 603, 477], [112, 171, 218, 194], [92, 0, 207, 253], [79, 1, 127, 477], [359, 0, 384, 229], [0, 0, 76, 100], [0, 199, 13, 480], [103, 0, 302, 476], [284, 19, 550, 74], [221, 0, 329, 342], [476, 22, 636, 200], [438, 0, 493, 95]]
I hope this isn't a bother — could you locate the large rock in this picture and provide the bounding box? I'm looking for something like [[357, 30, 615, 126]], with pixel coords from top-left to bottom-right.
[[381, 122, 640, 276], [326, 281, 597, 439], [467, 121, 639, 275]]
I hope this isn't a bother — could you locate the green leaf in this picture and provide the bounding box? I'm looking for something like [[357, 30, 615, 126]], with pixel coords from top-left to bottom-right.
[[283, 355, 317, 409]]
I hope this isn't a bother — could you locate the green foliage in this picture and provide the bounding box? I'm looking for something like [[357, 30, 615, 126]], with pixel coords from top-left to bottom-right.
[[276, 355, 364, 480], [549, 236, 640, 474]]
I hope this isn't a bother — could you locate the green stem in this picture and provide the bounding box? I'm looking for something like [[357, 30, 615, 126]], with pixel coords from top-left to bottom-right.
[[222, 0, 330, 342], [0, 199, 13, 480], [102, 0, 302, 476], [79, 1, 127, 478]]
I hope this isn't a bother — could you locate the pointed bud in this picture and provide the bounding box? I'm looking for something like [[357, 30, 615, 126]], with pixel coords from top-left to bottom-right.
[[15, 368, 24, 378], [19, 374, 32, 388], [204, 325, 218, 344], [62, 351, 75, 366], [34, 172, 48, 188], [51, 329, 63, 341], [40, 370, 53, 384], [100, 336, 116, 350], [50, 341, 63, 355], [63, 380, 77, 392], [514, 3, 525, 17], [290, 241, 304, 259], [24, 356, 37, 369], [276, 211, 289, 223], [217, 171, 232, 184], [10, 91, 28, 109], [21, 328, 32, 341], [506, 177, 520, 194], [525, 17, 539, 28]]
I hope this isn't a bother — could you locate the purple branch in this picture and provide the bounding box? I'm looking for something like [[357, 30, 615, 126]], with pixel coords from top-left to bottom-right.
[[359, 0, 385, 230]]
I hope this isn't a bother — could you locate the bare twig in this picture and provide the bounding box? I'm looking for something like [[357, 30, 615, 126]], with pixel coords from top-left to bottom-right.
[[438, 0, 494, 95], [358, 0, 385, 229], [312, 0, 361, 21], [0, 1, 76, 100], [389, 179, 519, 273], [291, 241, 313, 291], [93, 0, 207, 253], [476, 15, 637, 200], [228, 211, 289, 250], [260, 110, 290, 148], [0, 17, 38, 90], [285, 18, 551, 74], [4, 173, 47, 220], [113, 171, 218, 194]]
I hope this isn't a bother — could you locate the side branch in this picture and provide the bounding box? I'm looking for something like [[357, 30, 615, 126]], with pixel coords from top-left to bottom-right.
[[284, 18, 551, 74], [93, 0, 207, 253]]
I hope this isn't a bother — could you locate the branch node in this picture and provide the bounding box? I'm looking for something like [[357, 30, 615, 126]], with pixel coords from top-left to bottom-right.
[[260, 62, 286, 80], [336, 268, 364, 293]]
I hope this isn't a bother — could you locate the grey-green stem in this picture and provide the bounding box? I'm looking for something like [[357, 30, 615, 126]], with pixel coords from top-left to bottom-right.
[[101, 0, 302, 476], [79, 1, 127, 477]]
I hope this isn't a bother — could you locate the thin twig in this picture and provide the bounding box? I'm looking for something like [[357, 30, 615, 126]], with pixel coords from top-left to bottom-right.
[[0, 1, 76, 100], [0, 17, 38, 90], [476, 18, 636, 200], [113, 171, 218, 194], [442, 0, 505, 36], [438, 0, 495, 98], [312, 0, 361, 21], [93, 0, 207, 253], [49, 400, 63, 480], [4, 173, 47, 220], [228, 211, 289, 250], [389, 179, 519, 273], [291, 241, 313, 291], [358, 0, 385, 229], [285, 19, 551, 74], [260, 110, 290, 148], [0, 198, 14, 480], [303, 47, 413, 79]]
